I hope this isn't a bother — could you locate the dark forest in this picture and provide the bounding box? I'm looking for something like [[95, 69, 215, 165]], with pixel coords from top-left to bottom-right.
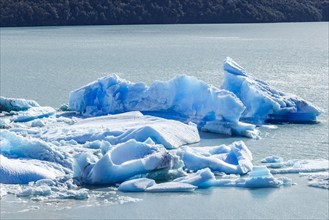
[[1, 0, 328, 27]]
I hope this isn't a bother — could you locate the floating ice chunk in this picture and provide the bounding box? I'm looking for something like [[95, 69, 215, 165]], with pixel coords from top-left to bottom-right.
[[11, 177, 90, 200], [118, 178, 196, 192], [201, 121, 259, 138], [42, 111, 199, 149], [69, 74, 257, 137], [18, 185, 52, 197], [173, 168, 216, 187], [119, 166, 289, 192], [0, 96, 39, 112], [118, 178, 156, 192], [300, 172, 329, 189], [270, 159, 329, 174], [11, 106, 55, 122], [0, 155, 62, 184], [176, 141, 253, 174], [242, 166, 285, 188], [78, 139, 174, 184], [261, 155, 283, 163], [57, 188, 89, 200], [146, 182, 196, 192], [222, 57, 321, 123]]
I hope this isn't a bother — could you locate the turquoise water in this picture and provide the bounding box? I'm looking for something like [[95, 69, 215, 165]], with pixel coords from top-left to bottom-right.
[[1, 23, 328, 219]]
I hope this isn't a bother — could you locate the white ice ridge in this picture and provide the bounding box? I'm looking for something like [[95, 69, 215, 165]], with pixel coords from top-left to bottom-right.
[[222, 57, 321, 124], [42, 111, 200, 149], [69, 74, 257, 137]]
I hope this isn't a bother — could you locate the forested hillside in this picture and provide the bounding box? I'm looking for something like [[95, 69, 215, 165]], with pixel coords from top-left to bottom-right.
[[1, 0, 328, 27]]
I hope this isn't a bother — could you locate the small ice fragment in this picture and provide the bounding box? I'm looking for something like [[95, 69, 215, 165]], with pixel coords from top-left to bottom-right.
[[243, 166, 289, 188], [261, 155, 283, 163], [145, 182, 196, 192], [118, 178, 156, 192], [173, 168, 216, 188]]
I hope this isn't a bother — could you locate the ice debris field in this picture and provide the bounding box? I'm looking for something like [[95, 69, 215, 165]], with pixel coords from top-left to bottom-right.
[[0, 58, 327, 201]]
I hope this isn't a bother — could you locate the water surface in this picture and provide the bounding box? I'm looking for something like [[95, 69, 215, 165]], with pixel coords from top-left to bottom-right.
[[1, 22, 328, 219]]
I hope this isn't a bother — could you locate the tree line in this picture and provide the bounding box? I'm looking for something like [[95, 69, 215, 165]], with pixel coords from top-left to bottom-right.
[[1, 0, 328, 27]]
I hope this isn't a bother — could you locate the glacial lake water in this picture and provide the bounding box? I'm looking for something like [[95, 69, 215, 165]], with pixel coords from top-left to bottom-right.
[[1, 22, 328, 219]]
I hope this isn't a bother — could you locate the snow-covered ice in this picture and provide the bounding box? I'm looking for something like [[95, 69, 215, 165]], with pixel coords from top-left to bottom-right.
[[221, 57, 321, 124], [0, 155, 62, 184], [42, 111, 200, 149]]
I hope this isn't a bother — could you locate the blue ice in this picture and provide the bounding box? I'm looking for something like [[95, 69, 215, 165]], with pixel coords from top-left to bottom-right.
[[69, 74, 257, 137], [222, 57, 321, 124]]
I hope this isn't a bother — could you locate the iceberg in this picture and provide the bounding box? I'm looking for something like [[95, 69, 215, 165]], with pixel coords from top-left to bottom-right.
[[69, 74, 257, 137], [42, 111, 200, 149], [222, 57, 321, 124], [175, 141, 253, 174]]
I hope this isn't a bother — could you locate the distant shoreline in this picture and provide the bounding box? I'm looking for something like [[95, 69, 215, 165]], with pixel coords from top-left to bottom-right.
[[1, 0, 328, 27], [1, 21, 328, 28]]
